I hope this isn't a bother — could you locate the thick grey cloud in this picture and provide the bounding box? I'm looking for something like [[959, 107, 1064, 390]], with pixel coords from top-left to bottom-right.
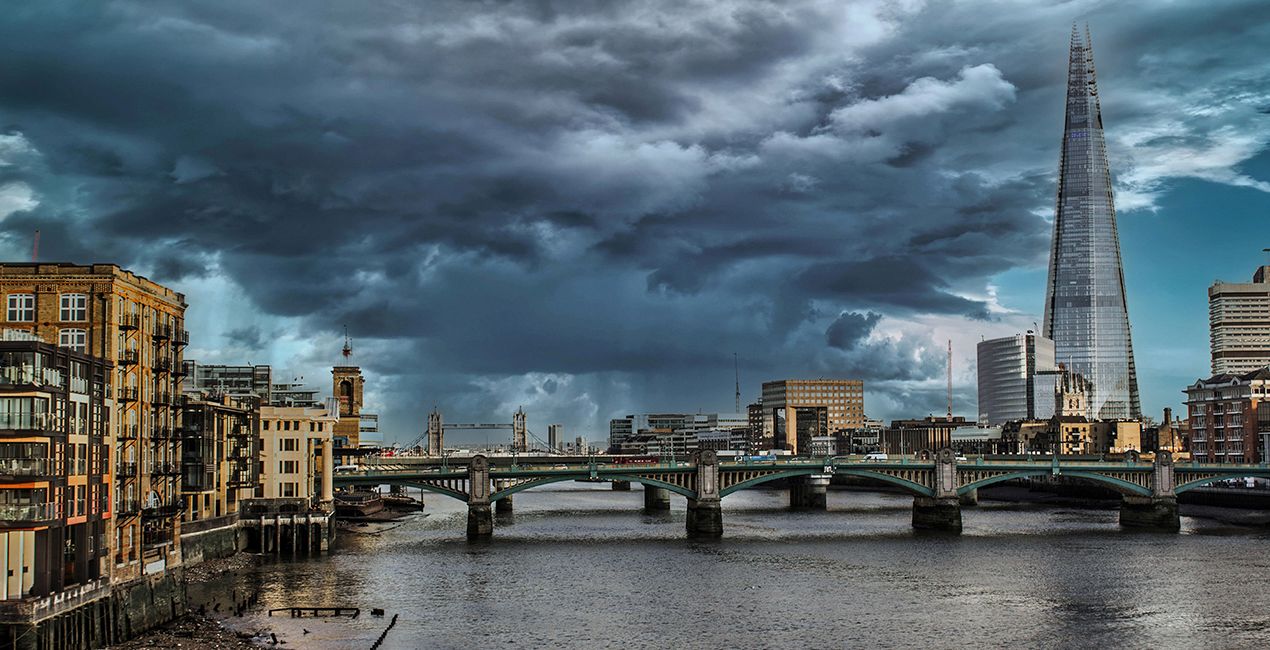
[[1, 1, 1267, 441]]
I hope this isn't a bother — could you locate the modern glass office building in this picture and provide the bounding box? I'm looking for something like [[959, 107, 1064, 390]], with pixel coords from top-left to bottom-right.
[[1041, 27, 1141, 420], [976, 333, 1056, 426]]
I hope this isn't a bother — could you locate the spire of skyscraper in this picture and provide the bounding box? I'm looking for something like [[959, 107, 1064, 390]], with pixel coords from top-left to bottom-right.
[[1041, 25, 1142, 420]]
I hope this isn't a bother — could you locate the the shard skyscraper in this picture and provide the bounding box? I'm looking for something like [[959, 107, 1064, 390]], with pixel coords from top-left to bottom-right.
[[1042, 26, 1141, 420]]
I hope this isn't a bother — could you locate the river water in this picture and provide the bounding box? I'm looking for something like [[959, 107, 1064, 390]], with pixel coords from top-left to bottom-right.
[[200, 484, 1270, 649]]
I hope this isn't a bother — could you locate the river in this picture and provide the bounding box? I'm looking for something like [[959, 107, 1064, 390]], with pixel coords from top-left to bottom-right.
[[196, 484, 1270, 649]]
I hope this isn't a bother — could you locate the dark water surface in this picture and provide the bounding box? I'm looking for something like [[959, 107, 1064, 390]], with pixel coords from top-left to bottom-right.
[[204, 485, 1270, 649]]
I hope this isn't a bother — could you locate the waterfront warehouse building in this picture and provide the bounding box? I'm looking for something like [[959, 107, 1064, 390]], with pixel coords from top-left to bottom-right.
[[0, 263, 188, 584]]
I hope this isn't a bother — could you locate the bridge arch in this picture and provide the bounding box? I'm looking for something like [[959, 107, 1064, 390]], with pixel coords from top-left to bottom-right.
[[492, 474, 696, 502], [397, 481, 470, 502], [956, 469, 1152, 497], [718, 468, 935, 498], [1175, 470, 1270, 494]]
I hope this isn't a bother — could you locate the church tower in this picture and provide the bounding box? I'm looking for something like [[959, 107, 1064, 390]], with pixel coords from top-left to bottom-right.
[[332, 330, 365, 448]]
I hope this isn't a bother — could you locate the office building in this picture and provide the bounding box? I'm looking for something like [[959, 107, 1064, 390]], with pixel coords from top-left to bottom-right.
[[1041, 28, 1142, 420], [547, 424, 563, 452], [1209, 265, 1270, 375], [610, 412, 749, 456], [181, 362, 272, 402], [976, 333, 1056, 425], [0, 341, 112, 606], [1184, 368, 1270, 464], [758, 379, 865, 454], [881, 417, 968, 455], [0, 263, 188, 582]]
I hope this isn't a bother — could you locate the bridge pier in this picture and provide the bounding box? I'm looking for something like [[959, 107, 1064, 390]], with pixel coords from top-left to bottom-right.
[[789, 475, 830, 510], [686, 499, 723, 538], [685, 450, 722, 539], [643, 485, 671, 511], [1119, 496, 1179, 530], [912, 449, 962, 532], [467, 455, 493, 541], [1121, 451, 1180, 531], [912, 497, 962, 532], [611, 480, 631, 491]]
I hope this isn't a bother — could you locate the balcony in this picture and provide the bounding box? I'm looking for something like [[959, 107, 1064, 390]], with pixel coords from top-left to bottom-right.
[[116, 499, 140, 518], [118, 424, 139, 440], [0, 366, 64, 388], [143, 526, 175, 547], [0, 412, 53, 432], [119, 350, 139, 366], [153, 324, 171, 340], [152, 356, 173, 373], [149, 462, 181, 476], [0, 458, 50, 478], [141, 503, 182, 520], [0, 503, 55, 523], [228, 424, 252, 438], [152, 392, 173, 407], [150, 426, 174, 441], [119, 314, 140, 330], [118, 387, 138, 403], [173, 329, 189, 347], [115, 461, 138, 478]]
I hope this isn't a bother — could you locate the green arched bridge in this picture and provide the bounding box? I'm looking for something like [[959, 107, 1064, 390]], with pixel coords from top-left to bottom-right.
[[333, 450, 1270, 538]]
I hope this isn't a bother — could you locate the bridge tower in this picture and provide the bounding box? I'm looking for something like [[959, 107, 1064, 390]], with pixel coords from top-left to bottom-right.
[[912, 449, 962, 532], [512, 407, 527, 453], [1120, 450, 1180, 530], [427, 409, 443, 456]]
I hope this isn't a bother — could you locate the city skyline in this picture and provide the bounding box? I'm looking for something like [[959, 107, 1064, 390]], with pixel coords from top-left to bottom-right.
[[2, 2, 1269, 442]]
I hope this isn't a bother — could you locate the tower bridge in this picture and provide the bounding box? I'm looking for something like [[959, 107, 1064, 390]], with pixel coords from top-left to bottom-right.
[[414, 407, 532, 455], [334, 451, 1270, 539]]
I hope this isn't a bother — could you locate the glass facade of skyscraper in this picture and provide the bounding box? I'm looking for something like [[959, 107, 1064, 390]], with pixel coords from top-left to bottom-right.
[[1042, 27, 1142, 420]]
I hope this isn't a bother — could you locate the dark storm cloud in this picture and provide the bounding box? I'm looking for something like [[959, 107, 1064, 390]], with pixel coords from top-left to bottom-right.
[[826, 311, 882, 350], [1, 0, 1266, 438]]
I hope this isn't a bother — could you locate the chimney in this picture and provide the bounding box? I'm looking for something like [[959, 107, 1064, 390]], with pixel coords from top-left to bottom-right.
[[1163, 407, 1172, 426]]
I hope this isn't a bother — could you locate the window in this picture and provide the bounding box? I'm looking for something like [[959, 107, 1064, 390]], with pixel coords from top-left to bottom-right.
[[59, 329, 87, 353], [262, 420, 270, 431], [7, 294, 34, 322], [60, 294, 87, 321], [281, 438, 299, 452]]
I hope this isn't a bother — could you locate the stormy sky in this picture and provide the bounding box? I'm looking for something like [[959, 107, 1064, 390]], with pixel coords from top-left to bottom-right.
[[2, 1, 1269, 445]]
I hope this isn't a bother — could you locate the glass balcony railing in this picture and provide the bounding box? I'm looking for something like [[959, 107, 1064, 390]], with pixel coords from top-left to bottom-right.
[[0, 458, 50, 476], [0, 413, 52, 431], [0, 503, 54, 522], [0, 366, 63, 387]]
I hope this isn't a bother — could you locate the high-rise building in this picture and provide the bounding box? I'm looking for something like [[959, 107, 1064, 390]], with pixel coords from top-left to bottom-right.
[[976, 334, 1056, 425], [547, 424, 563, 452], [759, 379, 865, 454], [0, 263, 188, 583], [1041, 27, 1141, 421], [1209, 265, 1270, 375]]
